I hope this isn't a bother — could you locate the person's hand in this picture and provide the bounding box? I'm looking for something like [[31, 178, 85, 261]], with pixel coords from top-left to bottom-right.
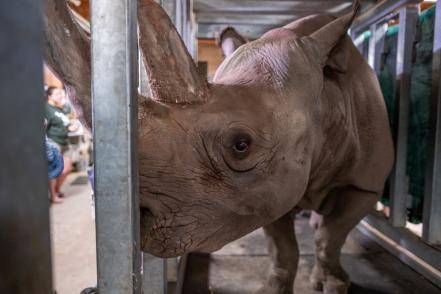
[[68, 121, 80, 132]]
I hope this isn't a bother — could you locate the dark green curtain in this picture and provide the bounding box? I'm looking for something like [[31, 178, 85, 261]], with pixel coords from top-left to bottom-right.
[[359, 6, 435, 223]]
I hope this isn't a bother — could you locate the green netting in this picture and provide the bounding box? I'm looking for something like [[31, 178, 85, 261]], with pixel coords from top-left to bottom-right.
[[359, 6, 435, 223]]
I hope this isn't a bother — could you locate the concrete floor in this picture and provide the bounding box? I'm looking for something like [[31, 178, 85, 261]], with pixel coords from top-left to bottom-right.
[[50, 173, 441, 294], [51, 172, 97, 294], [183, 214, 441, 294]]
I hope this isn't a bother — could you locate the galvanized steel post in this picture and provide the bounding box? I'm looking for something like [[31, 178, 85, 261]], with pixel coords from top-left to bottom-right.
[[368, 23, 387, 75], [0, 1, 53, 293], [91, 0, 142, 292], [175, 0, 183, 37], [389, 6, 418, 227], [162, 0, 177, 24], [188, 0, 198, 59], [423, 2, 441, 245]]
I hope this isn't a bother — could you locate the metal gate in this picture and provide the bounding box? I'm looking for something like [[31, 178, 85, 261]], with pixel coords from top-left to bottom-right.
[[2, 0, 441, 293], [1, 0, 196, 293], [351, 0, 441, 288]]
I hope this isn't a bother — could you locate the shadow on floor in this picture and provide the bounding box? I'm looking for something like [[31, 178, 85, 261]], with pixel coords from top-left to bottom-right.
[[183, 215, 441, 294]]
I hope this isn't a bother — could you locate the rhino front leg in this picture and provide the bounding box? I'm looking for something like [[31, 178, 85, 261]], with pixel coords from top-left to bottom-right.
[[311, 186, 379, 294], [257, 212, 298, 294]]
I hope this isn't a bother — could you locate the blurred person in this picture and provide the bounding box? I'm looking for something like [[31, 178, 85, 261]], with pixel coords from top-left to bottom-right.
[[46, 139, 64, 203], [45, 86, 77, 202]]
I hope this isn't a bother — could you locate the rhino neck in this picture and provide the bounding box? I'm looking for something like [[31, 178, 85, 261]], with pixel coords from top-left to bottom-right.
[[297, 70, 360, 211]]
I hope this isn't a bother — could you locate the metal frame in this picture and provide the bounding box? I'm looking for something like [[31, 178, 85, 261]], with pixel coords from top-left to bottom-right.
[[359, 213, 441, 288], [423, 1, 441, 245], [91, 0, 142, 292], [194, 0, 370, 39], [351, 0, 420, 34], [0, 1, 53, 293], [352, 0, 441, 287], [389, 6, 419, 227], [368, 22, 388, 74]]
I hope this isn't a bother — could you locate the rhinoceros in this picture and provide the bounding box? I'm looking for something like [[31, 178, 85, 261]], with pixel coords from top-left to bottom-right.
[[44, 0, 394, 293]]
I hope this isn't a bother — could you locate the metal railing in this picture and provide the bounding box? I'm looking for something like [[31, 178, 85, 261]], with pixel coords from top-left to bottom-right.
[[1, 0, 196, 293], [351, 1, 441, 288], [91, 0, 195, 293]]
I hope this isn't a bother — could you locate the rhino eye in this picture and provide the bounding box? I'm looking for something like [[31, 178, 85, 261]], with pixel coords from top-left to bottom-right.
[[231, 136, 251, 159], [221, 128, 257, 172], [233, 138, 249, 153]]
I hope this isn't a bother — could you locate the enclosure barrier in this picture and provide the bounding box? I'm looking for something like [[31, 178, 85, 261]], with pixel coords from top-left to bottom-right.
[[3, 0, 441, 293], [351, 0, 441, 288], [0, 0, 197, 293], [0, 1, 53, 293], [92, 0, 196, 293]]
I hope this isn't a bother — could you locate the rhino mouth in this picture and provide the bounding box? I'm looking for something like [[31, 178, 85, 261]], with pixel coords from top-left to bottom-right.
[[140, 208, 217, 257]]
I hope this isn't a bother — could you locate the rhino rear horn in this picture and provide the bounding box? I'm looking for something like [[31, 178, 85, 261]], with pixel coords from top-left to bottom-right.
[[43, 0, 92, 128], [308, 0, 360, 68], [138, 0, 208, 104]]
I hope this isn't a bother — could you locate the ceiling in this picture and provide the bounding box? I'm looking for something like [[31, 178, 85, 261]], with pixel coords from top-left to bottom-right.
[[194, 0, 378, 39], [68, 0, 381, 39]]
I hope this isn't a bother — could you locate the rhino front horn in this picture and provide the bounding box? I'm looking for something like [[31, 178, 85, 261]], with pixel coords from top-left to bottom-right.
[[138, 0, 208, 104]]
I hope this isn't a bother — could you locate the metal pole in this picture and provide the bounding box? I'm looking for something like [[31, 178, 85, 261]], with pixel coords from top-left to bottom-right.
[[0, 2, 53, 293], [138, 24, 167, 294], [188, 0, 198, 59], [142, 254, 168, 294], [91, 0, 142, 292], [162, 0, 177, 24], [182, 0, 189, 48], [423, 2, 441, 245], [175, 0, 183, 37], [368, 22, 387, 75], [389, 6, 418, 227], [351, 0, 419, 34]]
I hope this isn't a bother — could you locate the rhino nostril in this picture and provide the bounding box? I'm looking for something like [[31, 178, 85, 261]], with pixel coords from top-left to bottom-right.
[[141, 207, 154, 218]]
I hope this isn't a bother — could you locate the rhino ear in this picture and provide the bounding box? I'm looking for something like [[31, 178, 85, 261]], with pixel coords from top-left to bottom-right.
[[307, 0, 360, 72], [138, 0, 208, 104]]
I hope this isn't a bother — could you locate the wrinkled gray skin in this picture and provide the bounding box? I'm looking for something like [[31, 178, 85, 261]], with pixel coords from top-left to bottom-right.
[[44, 0, 393, 293]]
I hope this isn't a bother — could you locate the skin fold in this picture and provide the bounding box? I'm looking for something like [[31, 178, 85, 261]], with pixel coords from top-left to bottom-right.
[[43, 1, 394, 293]]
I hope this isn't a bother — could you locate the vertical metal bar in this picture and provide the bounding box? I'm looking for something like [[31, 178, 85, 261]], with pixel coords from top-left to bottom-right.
[[142, 254, 168, 294], [91, 0, 142, 292], [175, 0, 183, 37], [389, 6, 418, 227], [0, 1, 53, 293], [161, 0, 176, 24], [182, 0, 189, 48], [368, 24, 377, 68], [188, 0, 198, 59], [368, 23, 387, 74], [423, 2, 441, 245]]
